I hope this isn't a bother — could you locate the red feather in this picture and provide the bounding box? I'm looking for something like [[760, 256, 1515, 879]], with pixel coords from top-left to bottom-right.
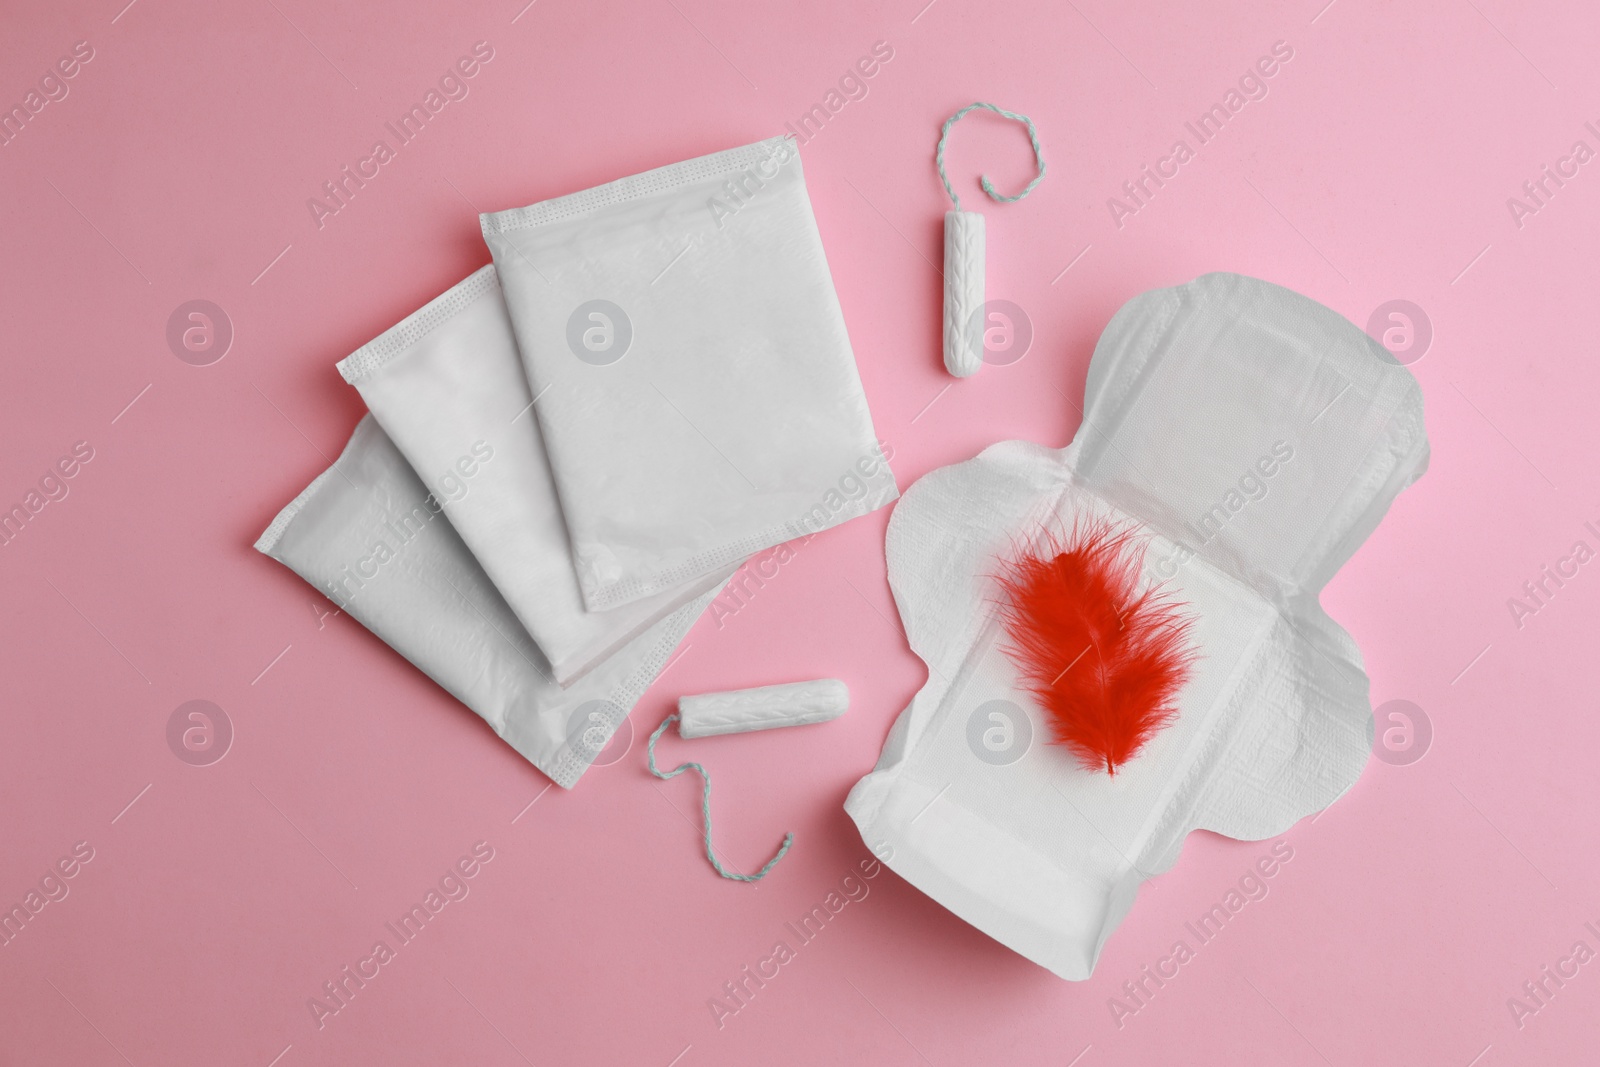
[[994, 517, 1197, 775]]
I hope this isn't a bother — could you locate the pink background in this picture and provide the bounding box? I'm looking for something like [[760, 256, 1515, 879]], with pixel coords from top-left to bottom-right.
[[2, 0, 1595, 1063]]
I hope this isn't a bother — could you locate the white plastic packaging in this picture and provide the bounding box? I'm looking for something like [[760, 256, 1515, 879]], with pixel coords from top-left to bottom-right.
[[254, 416, 720, 789], [336, 265, 725, 686], [482, 135, 896, 612]]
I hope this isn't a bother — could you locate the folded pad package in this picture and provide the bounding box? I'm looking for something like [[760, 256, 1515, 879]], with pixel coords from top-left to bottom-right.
[[336, 264, 728, 686], [254, 416, 721, 789], [482, 135, 897, 612], [846, 273, 1429, 979]]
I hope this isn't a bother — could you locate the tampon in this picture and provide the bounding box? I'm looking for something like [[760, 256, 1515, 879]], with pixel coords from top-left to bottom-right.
[[933, 102, 1045, 380], [943, 210, 985, 378], [677, 679, 849, 739]]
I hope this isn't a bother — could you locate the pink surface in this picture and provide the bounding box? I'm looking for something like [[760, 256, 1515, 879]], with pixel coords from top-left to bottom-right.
[[1, 0, 1594, 1063]]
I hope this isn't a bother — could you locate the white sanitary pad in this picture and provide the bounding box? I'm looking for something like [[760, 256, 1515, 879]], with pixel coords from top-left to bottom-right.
[[482, 135, 897, 612], [336, 265, 725, 685], [254, 415, 719, 788], [846, 273, 1429, 979]]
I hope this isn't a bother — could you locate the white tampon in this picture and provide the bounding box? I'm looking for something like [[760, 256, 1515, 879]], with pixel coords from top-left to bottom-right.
[[933, 102, 1046, 381], [943, 211, 985, 378], [677, 679, 849, 739]]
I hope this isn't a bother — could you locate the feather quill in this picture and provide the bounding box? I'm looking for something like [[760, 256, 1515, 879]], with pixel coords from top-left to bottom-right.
[[995, 517, 1197, 775]]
